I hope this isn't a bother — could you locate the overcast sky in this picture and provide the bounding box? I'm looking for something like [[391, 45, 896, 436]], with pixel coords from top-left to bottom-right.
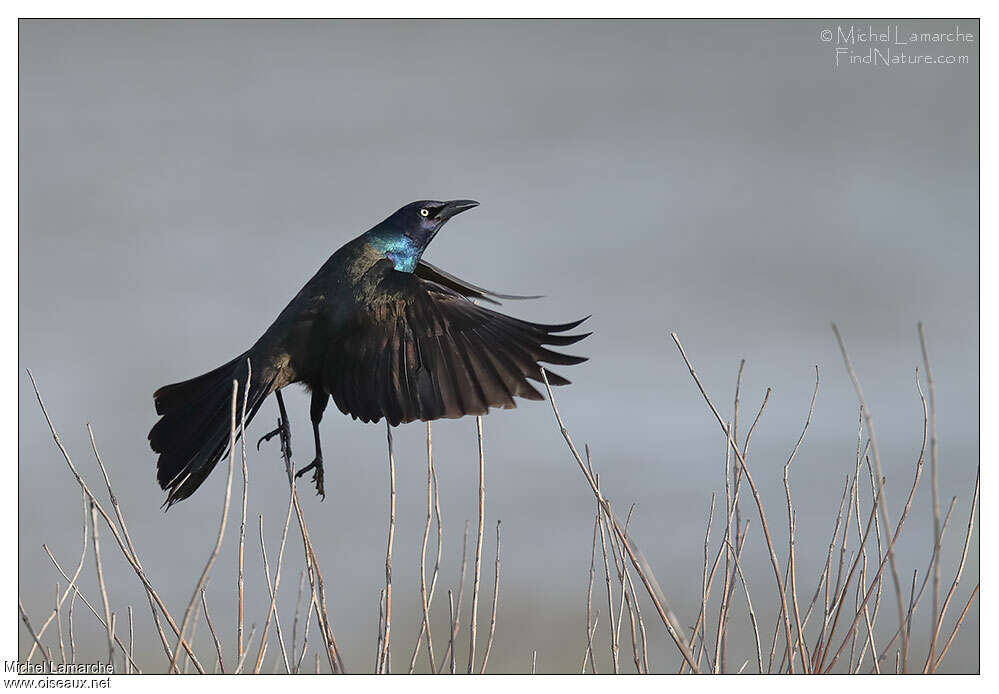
[[19, 19, 978, 673]]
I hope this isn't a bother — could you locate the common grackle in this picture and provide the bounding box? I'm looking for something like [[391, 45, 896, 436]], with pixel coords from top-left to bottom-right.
[[149, 200, 589, 506]]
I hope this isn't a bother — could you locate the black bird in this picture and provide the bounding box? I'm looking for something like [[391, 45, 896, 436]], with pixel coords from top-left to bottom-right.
[[149, 200, 589, 506]]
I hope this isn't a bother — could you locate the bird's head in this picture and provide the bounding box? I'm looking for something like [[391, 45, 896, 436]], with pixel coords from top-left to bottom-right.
[[367, 199, 479, 272]]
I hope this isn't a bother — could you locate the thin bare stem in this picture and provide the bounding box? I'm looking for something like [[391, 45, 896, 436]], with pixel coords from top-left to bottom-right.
[[874, 496, 957, 667], [541, 367, 699, 672], [19, 602, 52, 668], [623, 559, 649, 673], [931, 582, 979, 671], [925, 465, 979, 673], [467, 416, 486, 674], [29, 370, 206, 672], [411, 421, 438, 673], [479, 520, 502, 673], [55, 584, 66, 666], [832, 324, 907, 646], [374, 588, 385, 672], [697, 493, 716, 672], [201, 589, 226, 673], [254, 514, 292, 674], [903, 569, 918, 671], [596, 474, 620, 673], [819, 370, 928, 673], [584, 510, 599, 674], [670, 333, 795, 672], [87, 501, 115, 667], [291, 570, 305, 672], [237, 373, 250, 666], [41, 546, 141, 672], [580, 613, 601, 674], [380, 420, 397, 674], [683, 387, 767, 674], [295, 597, 316, 673], [233, 624, 257, 674], [724, 527, 763, 673], [918, 322, 941, 656], [126, 606, 134, 674], [784, 366, 820, 672], [447, 590, 456, 674], [437, 521, 469, 672], [285, 429, 343, 674], [27, 492, 89, 663], [86, 425, 176, 667], [167, 379, 239, 673]]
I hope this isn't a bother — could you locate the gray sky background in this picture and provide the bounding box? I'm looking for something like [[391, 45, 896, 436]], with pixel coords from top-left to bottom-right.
[[19, 19, 978, 673]]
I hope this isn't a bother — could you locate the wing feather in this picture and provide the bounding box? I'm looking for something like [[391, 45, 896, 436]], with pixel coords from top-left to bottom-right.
[[324, 262, 588, 424]]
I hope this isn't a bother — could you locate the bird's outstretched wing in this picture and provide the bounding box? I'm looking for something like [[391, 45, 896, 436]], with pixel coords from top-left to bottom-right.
[[326, 260, 589, 426], [415, 259, 543, 305]]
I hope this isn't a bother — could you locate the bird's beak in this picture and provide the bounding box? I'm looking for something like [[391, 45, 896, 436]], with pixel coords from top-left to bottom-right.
[[438, 199, 479, 222]]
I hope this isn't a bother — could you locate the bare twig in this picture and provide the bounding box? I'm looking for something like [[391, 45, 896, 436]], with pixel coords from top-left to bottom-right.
[[254, 514, 292, 673], [479, 520, 502, 673], [783, 366, 820, 672], [86, 425, 176, 667], [27, 491, 89, 663], [832, 324, 907, 647], [597, 474, 620, 673], [447, 590, 456, 674], [925, 465, 979, 673], [88, 501, 115, 667], [379, 420, 397, 674], [411, 421, 438, 673], [931, 583, 979, 671], [873, 496, 957, 668], [167, 379, 239, 673], [437, 521, 470, 672], [41, 546, 141, 672], [55, 584, 66, 666], [201, 589, 226, 673], [467, 416, 486, 674], [584, 510, 599, 674], [697, 493, 716, 672], [19, 601, 51, 668], [918, 323, 941, 654], [670, 333, 795, 672], [541, 366, 699, 672], [819, 369, 928, 673], [374, 588, 385, 672], [580, 613, 601, 673], [723, 526, 763, 673], [291, 570, 305, 672], [126, 606, 134, 674], [28, 370, 206, 672], [237, 364, 250, 666], [233, 624, 257, 674]]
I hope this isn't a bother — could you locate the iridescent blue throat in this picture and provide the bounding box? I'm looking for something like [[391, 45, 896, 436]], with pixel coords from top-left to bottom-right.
[[370, 234, 422, 273]]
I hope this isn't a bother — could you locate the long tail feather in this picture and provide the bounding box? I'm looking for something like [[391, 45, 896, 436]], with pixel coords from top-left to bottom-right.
[[148, 354, 274, 507]]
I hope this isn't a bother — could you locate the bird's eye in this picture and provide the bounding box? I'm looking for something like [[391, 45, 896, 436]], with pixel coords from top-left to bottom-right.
[[420, 208, 429, 217]]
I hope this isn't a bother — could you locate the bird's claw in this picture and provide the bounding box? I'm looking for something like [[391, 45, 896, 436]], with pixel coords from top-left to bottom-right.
[[295, 457, 325, 499], [257, 418, 292, 461]]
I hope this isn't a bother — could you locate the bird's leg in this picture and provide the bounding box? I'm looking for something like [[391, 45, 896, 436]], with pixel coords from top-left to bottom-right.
[[257, 389, 293, 464], [295, 390, 328, 499]]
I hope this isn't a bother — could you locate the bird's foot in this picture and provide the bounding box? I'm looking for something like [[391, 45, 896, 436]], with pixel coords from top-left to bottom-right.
[[295, 456, 325, 499], [257, 418, 293, 462]]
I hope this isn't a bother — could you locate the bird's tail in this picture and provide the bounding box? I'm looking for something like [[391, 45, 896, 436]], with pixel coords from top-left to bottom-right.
[[148, 353, 275, 507]]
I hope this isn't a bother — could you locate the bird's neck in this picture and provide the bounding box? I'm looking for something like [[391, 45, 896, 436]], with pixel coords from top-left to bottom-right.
[[365, 230, 424, 273]]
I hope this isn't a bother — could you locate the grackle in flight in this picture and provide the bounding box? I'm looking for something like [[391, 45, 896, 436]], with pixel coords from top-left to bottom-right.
[[149, 200, 589, 507]]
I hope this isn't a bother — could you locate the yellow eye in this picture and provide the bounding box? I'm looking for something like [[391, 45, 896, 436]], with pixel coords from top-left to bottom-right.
[[420, 208, 429, 217]]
